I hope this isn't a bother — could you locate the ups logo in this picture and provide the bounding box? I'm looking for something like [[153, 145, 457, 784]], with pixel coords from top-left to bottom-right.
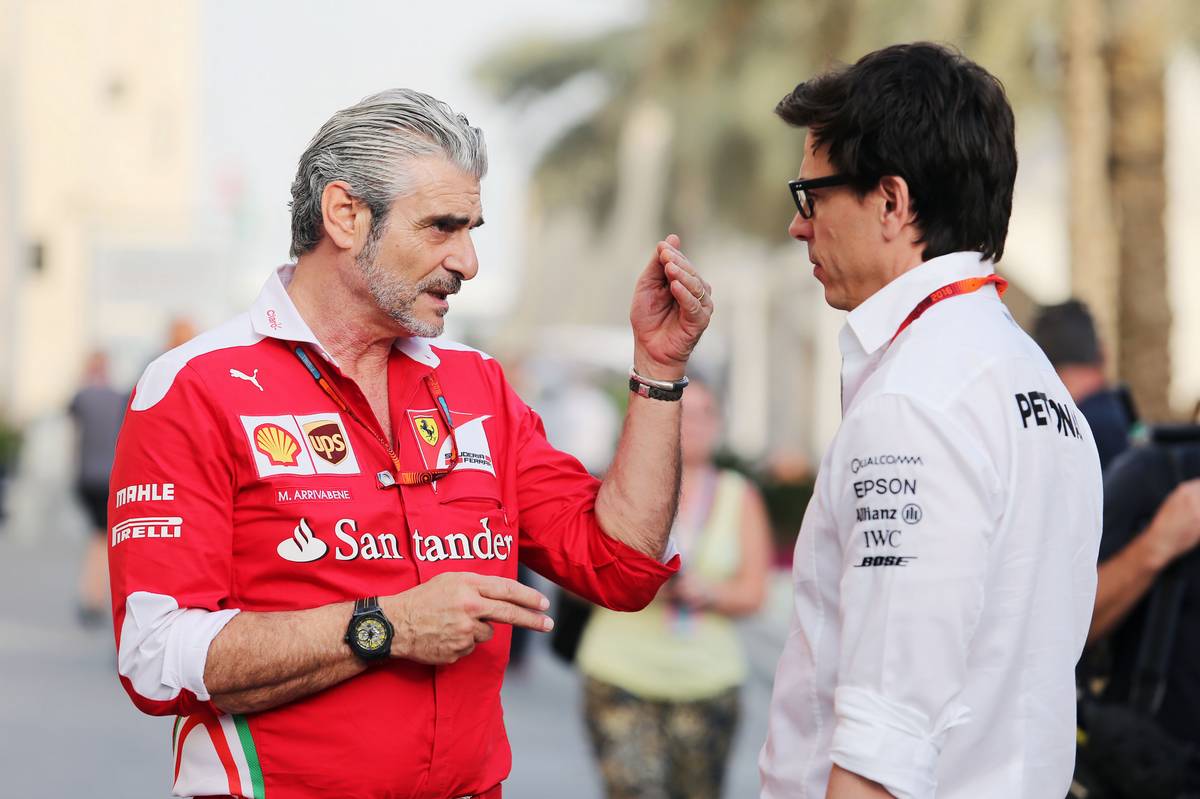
[[303, 420, 348, 465]]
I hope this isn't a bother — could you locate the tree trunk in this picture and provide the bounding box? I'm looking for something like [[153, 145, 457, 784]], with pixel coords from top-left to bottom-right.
[[1108, 0, 1172, 421], [1063, 0, 1120, 370]]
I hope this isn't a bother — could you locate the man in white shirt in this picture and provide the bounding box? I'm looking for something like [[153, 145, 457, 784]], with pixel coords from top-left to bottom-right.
[[759, 43, 1103, 799]]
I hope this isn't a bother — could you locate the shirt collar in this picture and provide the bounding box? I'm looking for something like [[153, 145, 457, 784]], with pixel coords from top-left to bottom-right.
[[393, 336, 441, 368], [250, 264, 325, 351], [843, 251, 995, 356], [249, 264, 442, 369]]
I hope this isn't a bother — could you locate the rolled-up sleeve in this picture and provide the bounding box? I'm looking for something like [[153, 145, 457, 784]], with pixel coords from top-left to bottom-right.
[[827, 392, 1002, 799], [510, 400, 679, 612], [109, 365, 240, 717]]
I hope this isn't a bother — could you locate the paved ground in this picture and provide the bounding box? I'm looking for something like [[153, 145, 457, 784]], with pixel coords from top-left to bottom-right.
[[0, 421, 789, 797]]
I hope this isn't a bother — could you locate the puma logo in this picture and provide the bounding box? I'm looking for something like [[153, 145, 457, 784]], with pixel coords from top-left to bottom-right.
[[229, 368, 263, 392]]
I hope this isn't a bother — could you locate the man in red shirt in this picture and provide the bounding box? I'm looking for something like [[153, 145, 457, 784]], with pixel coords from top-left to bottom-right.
[[108, 88, 712, 799]]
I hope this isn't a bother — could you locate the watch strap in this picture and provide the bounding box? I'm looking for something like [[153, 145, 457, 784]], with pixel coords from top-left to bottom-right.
[[354, 596, 381, 616]]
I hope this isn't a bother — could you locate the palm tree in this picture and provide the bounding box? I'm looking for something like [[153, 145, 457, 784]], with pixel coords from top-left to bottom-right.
[[477, 0, 1185, 445], [1063, 0, 1119, 368], [1061, 0, 1178, 421], [1109, 0, 1172, 422]]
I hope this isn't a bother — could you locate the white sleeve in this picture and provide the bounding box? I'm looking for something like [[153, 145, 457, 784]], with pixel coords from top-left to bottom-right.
[[117, 591, 240, 703], [826, 392, 1002, 799]]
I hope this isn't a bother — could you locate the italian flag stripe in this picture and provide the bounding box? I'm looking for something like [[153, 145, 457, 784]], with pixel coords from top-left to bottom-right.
[[202, 716, 244, 796], [172, 713, 266, 797], [173, 715, 206, 787], [172, 716, 183, 752], [234, 715, 266, 798]]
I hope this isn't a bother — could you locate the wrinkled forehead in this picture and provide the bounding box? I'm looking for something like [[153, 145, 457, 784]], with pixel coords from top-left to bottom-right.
[[394, 155, 483, 218]]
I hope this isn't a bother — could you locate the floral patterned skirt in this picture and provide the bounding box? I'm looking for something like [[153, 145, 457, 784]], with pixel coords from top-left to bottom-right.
[[582, 676, 740, 799]]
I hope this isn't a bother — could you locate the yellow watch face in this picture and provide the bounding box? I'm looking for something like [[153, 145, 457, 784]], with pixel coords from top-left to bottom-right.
[[354, 618, 389, 652]]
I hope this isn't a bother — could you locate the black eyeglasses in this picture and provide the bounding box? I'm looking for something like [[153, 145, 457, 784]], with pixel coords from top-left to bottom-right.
[[788, 175, 851, 219]]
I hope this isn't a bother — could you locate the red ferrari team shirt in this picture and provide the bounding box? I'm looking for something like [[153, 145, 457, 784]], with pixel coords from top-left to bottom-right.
[[108, 265, 678, 799]]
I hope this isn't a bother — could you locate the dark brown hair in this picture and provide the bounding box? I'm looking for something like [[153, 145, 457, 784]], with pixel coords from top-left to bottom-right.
[[777, 42, 1017, 262]]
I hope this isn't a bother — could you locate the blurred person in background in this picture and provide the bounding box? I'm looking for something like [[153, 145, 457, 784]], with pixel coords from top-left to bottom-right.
[[68, 349, 125, 626], [576, 377, 772, 799], [1074, 441, 1200, 796], [106, 88, 713, 799], [1032, 299, 1135, 471], [760, 43, 1102, 799], [165, 315, 198, 351], [537, 367, 624, 667]]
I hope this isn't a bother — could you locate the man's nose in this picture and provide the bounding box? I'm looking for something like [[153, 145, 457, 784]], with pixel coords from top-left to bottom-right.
[[788, 212, 813, 242], [445, 232, 479, 280]]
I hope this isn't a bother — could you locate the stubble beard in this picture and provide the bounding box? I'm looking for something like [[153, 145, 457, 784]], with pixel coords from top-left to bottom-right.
[[356, 230, 461, 339]]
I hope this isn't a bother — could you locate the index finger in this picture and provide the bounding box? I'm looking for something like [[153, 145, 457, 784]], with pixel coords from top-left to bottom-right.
[[474, 575, 551, 611], [479, 597, 555, 632], [659, 245, 701, 281]]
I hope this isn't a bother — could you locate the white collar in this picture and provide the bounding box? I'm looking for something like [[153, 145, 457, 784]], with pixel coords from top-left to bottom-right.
[[843, 251, 995, 357], [393, 335, 441, 368], [249, 265, 442, 368], [250, 264, 327, 353]]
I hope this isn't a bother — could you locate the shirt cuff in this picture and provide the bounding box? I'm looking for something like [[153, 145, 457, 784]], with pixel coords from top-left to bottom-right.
[[659, 535, 680, 565], [118, 591, 241, 704], [170, 607, 242, 700], [829, 686, 971, 799]]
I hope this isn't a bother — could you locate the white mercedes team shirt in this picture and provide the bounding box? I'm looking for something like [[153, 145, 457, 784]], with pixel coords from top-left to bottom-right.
[[760, 252, 1102, 799]]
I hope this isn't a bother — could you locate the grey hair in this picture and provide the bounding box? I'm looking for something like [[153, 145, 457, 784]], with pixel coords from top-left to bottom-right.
[[288, 88, 488, 258]]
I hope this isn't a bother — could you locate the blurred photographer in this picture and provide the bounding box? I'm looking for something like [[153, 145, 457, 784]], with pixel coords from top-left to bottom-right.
[[1075, 431, 1200, 798]]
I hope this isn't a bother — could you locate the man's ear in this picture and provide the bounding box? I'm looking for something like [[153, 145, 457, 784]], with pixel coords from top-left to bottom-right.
[[877, 175, 915, 243], [320, 181, 369, 252]]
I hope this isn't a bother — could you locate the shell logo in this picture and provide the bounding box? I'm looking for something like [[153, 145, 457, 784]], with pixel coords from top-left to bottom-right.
[[254, 423, 301, 466]]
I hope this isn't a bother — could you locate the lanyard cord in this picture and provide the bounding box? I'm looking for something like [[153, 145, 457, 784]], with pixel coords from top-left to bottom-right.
[[891, 274, 1008, 344], [291, 345, 460, 486]]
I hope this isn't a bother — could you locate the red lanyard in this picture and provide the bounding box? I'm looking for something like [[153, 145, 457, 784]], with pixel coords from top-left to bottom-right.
[[292, 346, 460, 486], [891, 274, 1008, 343]]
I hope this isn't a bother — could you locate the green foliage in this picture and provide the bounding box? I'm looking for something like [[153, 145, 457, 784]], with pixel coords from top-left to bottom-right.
[[0, 419, 22, 472], [477, 0, 1061, 242]]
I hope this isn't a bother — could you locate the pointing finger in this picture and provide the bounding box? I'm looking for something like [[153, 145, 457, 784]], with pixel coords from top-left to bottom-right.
[[475, 575, 550, 611], [479, 598, 555, 632]]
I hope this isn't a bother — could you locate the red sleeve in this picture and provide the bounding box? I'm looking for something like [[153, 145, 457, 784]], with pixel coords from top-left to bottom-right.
[[108, 363, 238, 717], [511, 398, 678, 612]]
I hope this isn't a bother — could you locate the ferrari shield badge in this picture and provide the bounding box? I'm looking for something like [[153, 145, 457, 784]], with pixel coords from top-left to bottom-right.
[[412, 415, 440, 447]]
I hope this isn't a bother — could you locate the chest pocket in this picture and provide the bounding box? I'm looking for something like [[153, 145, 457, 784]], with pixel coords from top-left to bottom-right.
[[402, 471, 517, 582]]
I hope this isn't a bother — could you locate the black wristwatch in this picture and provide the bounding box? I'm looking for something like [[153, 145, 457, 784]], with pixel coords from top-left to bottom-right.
[[345, 597, 394, 661]]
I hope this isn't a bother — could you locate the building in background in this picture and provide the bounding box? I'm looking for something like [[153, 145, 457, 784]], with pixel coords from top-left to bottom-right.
[[0, 0, 212, 422]]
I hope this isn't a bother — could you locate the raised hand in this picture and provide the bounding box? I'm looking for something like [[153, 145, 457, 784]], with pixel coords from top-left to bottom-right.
[[629, 234, 713, 380], [383, 572, 553, 665]]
